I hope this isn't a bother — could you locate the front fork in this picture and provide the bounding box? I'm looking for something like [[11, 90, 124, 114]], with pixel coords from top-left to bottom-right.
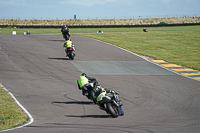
[[112, 97, 123, 115]]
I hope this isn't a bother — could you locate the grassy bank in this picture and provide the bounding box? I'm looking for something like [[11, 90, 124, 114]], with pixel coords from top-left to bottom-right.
[[0, 85, 28, 131], [1, 16, 200, 26]]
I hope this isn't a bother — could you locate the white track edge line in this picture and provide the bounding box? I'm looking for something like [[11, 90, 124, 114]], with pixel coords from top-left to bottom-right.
[[0, 84, 34, 132]]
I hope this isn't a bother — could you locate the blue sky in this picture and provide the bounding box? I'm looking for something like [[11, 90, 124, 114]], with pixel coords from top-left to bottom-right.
[[0, 0, 199, 20]]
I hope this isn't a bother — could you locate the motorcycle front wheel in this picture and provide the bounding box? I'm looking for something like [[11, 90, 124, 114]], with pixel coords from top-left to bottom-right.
[[106, 103, 118, 118]]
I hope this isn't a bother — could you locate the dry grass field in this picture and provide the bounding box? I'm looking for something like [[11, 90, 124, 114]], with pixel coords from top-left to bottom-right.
[[0, 16, 200, 26]]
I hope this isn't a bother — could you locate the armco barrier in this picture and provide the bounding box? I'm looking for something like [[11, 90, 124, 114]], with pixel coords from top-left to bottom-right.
[[0, 23, 200, 28]]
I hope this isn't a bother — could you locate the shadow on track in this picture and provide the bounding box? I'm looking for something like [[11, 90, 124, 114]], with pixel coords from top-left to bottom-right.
[[48, 40, 64, 42], [65, 115, 111, 118], [52, 101, 94, 105], [48, 57, 69, 60]]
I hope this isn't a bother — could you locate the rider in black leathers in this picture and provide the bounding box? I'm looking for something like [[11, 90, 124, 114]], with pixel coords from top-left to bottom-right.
[[61, 25, 70, 40]]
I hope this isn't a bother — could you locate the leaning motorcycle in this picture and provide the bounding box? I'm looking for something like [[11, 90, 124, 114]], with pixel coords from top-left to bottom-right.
[[77, 77, 98, 104], [102, 93, 124, 118]]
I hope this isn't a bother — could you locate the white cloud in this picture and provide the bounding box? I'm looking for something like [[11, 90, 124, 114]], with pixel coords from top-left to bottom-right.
[[59, 0, 116, 6]]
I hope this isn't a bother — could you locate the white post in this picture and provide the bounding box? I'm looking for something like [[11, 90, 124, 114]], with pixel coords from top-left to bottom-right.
[[12, 31, 16, 35]]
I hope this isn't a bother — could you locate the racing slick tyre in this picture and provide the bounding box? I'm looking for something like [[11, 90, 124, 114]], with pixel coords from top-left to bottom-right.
[[89, 91, 96, 104], [106, 103, 118, 118], [69, 51, 74, 60]]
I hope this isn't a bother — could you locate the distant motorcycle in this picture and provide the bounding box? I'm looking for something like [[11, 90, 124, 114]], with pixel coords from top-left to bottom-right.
[[64, 40, 75, 60], [66, 46, 75, 60], [102, 93, 124, 118]]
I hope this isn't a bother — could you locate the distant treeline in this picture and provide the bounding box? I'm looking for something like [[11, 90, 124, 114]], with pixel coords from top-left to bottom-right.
[[0, 16, 200, 28], [1, 23, 200, 28]]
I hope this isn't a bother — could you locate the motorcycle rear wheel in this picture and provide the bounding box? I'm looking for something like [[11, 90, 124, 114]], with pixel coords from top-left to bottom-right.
[[89, 91, 96, 104], [69, 51, 74, 60]]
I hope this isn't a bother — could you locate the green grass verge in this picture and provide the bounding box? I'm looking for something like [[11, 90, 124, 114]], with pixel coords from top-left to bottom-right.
[[0, 27, 150, 34], [0, 85, 28, 131], [1, 26, 199, 34], [0, 28, 61, 34]]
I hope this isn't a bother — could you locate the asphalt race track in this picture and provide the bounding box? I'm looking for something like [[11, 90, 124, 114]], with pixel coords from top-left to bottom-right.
[[0, 34, 200, 133]]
